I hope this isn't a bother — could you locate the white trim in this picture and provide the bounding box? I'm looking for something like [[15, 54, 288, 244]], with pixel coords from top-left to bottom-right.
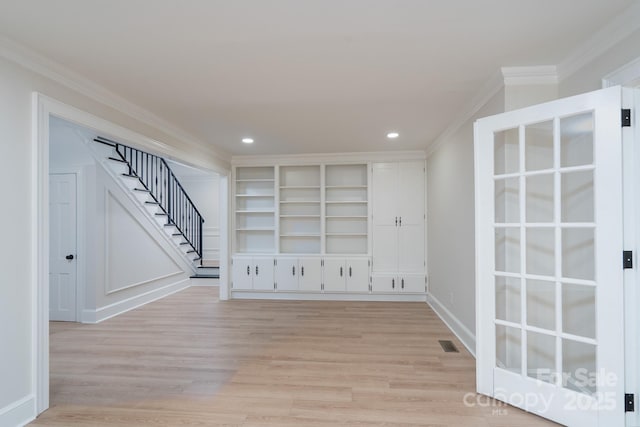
[[0, 35, 230, 169], [501, 66, 558, 86], [426, 70, 504, 157], [232, 150, 426, 166], [602, 56, 640, 88], [231, 291, 427, 302], [32, 93, 49, 415], [219, 175, 230, 301], [558, 2, 640, 82], [426, 293, 476, 357], [81, 278, 190, 323], [106, 271, 184, 295], [0, 395, 35, 427], [190, 278, 220, 287]]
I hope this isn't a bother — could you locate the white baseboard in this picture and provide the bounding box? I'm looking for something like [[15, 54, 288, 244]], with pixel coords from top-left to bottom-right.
[[426, 293, 476, 357], [190, 278, 219, 286], [81, 278, 190, 323], [232, 291, 427, 302], [0, 395, 35, 427]]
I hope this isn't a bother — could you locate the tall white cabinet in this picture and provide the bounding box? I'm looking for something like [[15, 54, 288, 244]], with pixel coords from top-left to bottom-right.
[[231, 156, 426, 300], [371, 161, 426, 293]]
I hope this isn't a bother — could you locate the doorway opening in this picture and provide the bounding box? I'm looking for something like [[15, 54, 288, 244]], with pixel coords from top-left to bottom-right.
[[34, 95, 230, 414]]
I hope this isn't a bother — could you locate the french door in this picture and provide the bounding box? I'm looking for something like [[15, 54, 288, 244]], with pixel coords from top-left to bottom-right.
[[475, 86, 626, 426]]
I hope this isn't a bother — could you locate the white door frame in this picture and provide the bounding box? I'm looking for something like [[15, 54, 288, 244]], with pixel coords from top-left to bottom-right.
[[604, 58, 640, 427], [32, 93, 230, 414]]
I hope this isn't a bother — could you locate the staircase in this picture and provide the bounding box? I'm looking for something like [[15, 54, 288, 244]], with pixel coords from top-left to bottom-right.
[[94, 137, 209, 273]]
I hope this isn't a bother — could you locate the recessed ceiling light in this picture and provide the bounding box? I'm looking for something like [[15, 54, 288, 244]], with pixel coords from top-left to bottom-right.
[[242, 138, 254, 144], [387, 132, 399, 139]]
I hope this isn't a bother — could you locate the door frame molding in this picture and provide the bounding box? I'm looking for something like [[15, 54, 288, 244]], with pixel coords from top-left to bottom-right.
[[32, 93, 230, 414], [603, 58, 640, 427], [48, 170, 84, 322]]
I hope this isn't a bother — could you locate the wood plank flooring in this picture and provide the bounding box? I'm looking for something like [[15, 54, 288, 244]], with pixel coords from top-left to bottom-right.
[[31, 287, 558, 426]]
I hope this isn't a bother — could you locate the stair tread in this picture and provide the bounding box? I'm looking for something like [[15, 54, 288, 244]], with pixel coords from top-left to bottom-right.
[[133, 188, 150, 192], [190, 274, 220, 279]]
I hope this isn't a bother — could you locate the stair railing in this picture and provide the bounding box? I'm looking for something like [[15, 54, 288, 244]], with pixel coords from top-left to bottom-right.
[[95, 137, 204, 264]]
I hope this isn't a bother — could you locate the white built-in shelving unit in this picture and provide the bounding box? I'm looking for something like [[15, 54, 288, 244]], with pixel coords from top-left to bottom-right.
[[279, 165, 322, 254], [231, 155, 426, 299], [324, 164, 368, 254], [234, 166, 276, 253]]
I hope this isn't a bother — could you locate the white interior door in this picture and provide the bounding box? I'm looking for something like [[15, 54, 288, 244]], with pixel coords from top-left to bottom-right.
[[49, 173, 77, 322], [475, 86, 625, 426]]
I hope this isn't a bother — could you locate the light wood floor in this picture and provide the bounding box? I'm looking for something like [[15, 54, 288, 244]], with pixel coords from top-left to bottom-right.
[[32, 287, 558, 426]]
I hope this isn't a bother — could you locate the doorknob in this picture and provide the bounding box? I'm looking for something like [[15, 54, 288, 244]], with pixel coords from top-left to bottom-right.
[[65, 254, 74, 260]]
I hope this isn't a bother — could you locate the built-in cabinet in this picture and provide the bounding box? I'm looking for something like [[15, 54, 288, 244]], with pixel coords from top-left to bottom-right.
[[232, 158, 425, 299], [231, 256, 275, 290], [274, 257, 322, 291], [371, 161, 426, 293], [323, 258, 370, 292]]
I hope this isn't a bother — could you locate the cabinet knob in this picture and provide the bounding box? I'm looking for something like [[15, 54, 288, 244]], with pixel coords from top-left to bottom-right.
[[392, 278, 395, 289], [292, 265, 295, 276], [301, 266, 304, 276], [340, 266, 343, 277], [399, 217, 402, 226], [349, 266, 352, 277], [401, 278, 405, 289], [256, 265, 259, 275], [247, 265, 250, 275], [395, 216, 398, 226]]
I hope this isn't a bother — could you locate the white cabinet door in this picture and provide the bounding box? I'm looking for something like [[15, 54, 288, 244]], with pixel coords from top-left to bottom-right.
[[371, 274, 396, 293], [371, 163, 397, 226], [346, 258, 369, 292], [399, 274, 424, 293], [398, 223, 425, 273], [323, 259, 346, 292], [232, 257, 253, 290], [372, 225, 397, 272], [275, 257, 298, 291], [252, 257, 274, 290], [299, 257, 322, 291], [397, 161, 425, 226]]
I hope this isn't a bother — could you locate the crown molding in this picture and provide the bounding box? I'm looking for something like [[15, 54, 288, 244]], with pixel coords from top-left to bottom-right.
[[0, 34, 231, 167], [232, 150, 426, 166], [426, 70, 504, 158], [501, 66, 558, 86], [558, 2, 640, 82]]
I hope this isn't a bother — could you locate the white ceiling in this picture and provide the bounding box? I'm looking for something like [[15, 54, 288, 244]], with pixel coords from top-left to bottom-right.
[[0, 0, 634, 156]]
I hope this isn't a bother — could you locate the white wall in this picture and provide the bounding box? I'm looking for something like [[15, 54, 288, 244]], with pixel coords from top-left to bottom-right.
[[0, 51, 227, 425], [425, 26, 640, 357], [560, 28, 640, 96], [176, 176, 220, 264], [426, 88, 504, 354]]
